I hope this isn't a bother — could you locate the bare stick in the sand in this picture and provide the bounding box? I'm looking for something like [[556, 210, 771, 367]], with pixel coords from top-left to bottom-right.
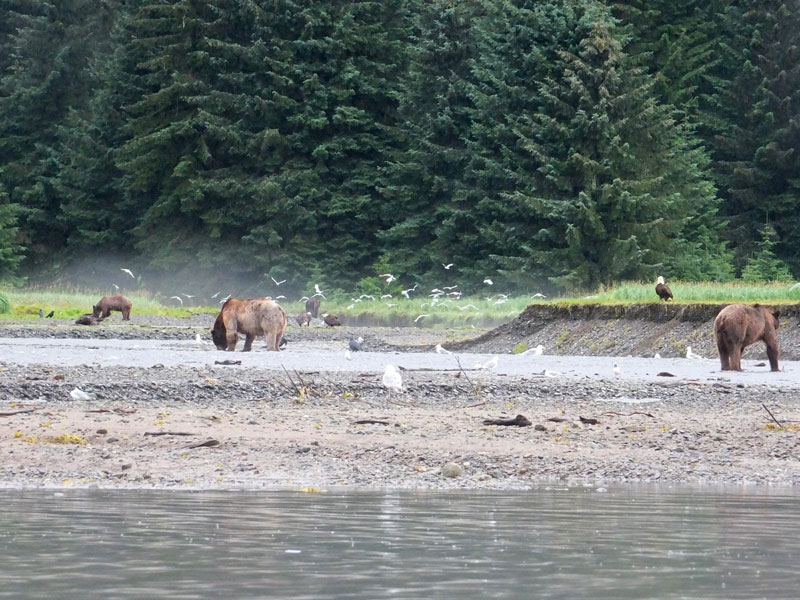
[[353, 419, 391, 425], [761, 403, 784, 428], [281, 364, 303, 396], [0, 408, 35, 417], [455, 356, 479, 397], [602, 411, 656, 419], [144, 431, 196, 437], [463, 400, 488, 409]]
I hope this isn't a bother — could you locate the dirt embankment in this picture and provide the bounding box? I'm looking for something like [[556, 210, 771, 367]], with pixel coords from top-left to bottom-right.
[[453, 303, 800, 361]]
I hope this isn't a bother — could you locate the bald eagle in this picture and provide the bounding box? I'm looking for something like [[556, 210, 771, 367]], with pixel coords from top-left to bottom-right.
[[323, 314, 341, 327], [655, 276, 673, 302]]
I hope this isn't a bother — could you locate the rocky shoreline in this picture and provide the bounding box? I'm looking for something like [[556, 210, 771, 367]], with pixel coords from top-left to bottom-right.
[[1, 313, 798, 490]]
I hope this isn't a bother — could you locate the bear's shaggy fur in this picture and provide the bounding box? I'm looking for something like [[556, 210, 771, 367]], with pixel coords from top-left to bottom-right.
[[93, 295, 132, 320], [305, 297, 320, 319], [714, 303, 780, 371], [211, 297, 286, 352]]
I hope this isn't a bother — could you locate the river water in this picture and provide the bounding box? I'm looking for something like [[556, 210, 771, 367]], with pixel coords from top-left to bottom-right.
[[1, 486, 798, 599], [3, 336, 799, 387]]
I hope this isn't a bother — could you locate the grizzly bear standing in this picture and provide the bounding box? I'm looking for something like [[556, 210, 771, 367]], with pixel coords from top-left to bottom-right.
[[714, 304, 780, 371]]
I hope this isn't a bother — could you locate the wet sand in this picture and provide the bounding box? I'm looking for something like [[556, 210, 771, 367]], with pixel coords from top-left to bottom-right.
[[0, 318, 798, 490]]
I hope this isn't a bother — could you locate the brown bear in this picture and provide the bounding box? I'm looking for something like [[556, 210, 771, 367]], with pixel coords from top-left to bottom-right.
[[295, 312, 311, 327], [305, 297, 320, 319], [93, 295, 132, 320], [75, 313, 105, 326], [714, 303, 780, 371], [211, 297, 286, 351]]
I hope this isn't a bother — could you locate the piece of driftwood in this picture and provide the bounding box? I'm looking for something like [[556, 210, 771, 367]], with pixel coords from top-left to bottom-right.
[[657, 371, 675, 377], [186, 439, 220, 449], [547, 416, 567, 422], [354, 419, 391, 425], [0, 408, 35, 417], [602, 411, 655, 418], [144, 431, 196, 437], [214, 359, 242, 365], [483, 414, 532, 427], [579, 416, 599, 425]]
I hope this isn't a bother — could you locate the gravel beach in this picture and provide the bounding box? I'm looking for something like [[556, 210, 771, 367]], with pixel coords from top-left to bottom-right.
[[1, 313, 798, 490]]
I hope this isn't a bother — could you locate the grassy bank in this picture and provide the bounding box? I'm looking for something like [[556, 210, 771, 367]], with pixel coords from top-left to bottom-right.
[[2, 280, 798, 325]]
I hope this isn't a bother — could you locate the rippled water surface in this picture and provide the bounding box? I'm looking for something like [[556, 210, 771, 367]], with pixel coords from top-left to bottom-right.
[[1, 486, 798, 599]]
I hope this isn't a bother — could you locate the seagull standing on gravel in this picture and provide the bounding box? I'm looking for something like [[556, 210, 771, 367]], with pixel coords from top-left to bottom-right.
[[613, 363, 622, 378], [686, 346, 704, 360], [69, 388, 92, 401], [474, 356, 499, 370], [654, 353, 661, 359], [195, 333, 207, 345], [349, 337, 364, 351], [522, 344, 544, 356], [120, 268, 135, 279], [382, 365, 404, 392], [435, 344, 452, 355], [345, 349, 352, 361]]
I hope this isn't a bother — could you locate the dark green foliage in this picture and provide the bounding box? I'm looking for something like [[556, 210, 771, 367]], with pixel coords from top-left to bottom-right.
[[741, 224, 793, 282], [0, 0, 788, 291]]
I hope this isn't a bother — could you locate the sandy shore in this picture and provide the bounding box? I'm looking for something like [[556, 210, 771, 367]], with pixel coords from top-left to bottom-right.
[[0, 316, 799, 490]]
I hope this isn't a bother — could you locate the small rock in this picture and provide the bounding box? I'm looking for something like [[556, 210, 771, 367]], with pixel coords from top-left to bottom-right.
[[121, 463, 132, 471], [534, 424, 547, 431], [96, 428, 108, 435], [441, 462, 464, 478]]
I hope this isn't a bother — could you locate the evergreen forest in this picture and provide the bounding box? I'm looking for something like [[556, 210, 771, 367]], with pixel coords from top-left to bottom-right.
[[1, 0, 798, 296]]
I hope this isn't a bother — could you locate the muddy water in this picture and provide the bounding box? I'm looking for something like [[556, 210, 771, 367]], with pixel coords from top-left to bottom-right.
[[1, 486, 799, 599], [1, 336, 798, 388]]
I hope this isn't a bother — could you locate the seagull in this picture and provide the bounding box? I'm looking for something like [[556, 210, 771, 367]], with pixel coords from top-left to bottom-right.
[[543, 369, 562, 378], [521, 345, 544, 356], [275, 295, 286, 300], [414, 314, 429, 323], [483, 278, 493, 285], [442, 263, 454, 270], [435, 344, 451, 354], [112, 284, 119, 292], [380, 294, 392, 299], [120, 268, 135, 279], [219, 295, 232, 303], [385, 303, 397, 308], [380, 273, 395, 283], [211, 291, 222, 299], [613, 363, 622, 378], [195, 333, 208, 345], [401, 286, 417, 298], [474, 356, 499, 370], [532, 293, 546, 299], [686, 346, 704, 360], [271, 277, 286, 286], [69, 387, 92, 400], [345, 349, 352, 361], [458, 304, 478, 311], [182, 294, 194, 299], [170, 296, 184, 305], [654, 353, 661, 359], [382, 365, 404, 392], [349, 337, 364, 351]]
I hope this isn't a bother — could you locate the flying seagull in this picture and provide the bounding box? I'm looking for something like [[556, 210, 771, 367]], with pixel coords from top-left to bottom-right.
[[120, 268, 135, 279], [112, 284, 119, 292], [271, 277, 286, 286], [170, 296, 184, 305], [442, 263, 454, 270], [414, 314, 429, 323], [380, 273, 395, 283], [483, 278, 493, 285]]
